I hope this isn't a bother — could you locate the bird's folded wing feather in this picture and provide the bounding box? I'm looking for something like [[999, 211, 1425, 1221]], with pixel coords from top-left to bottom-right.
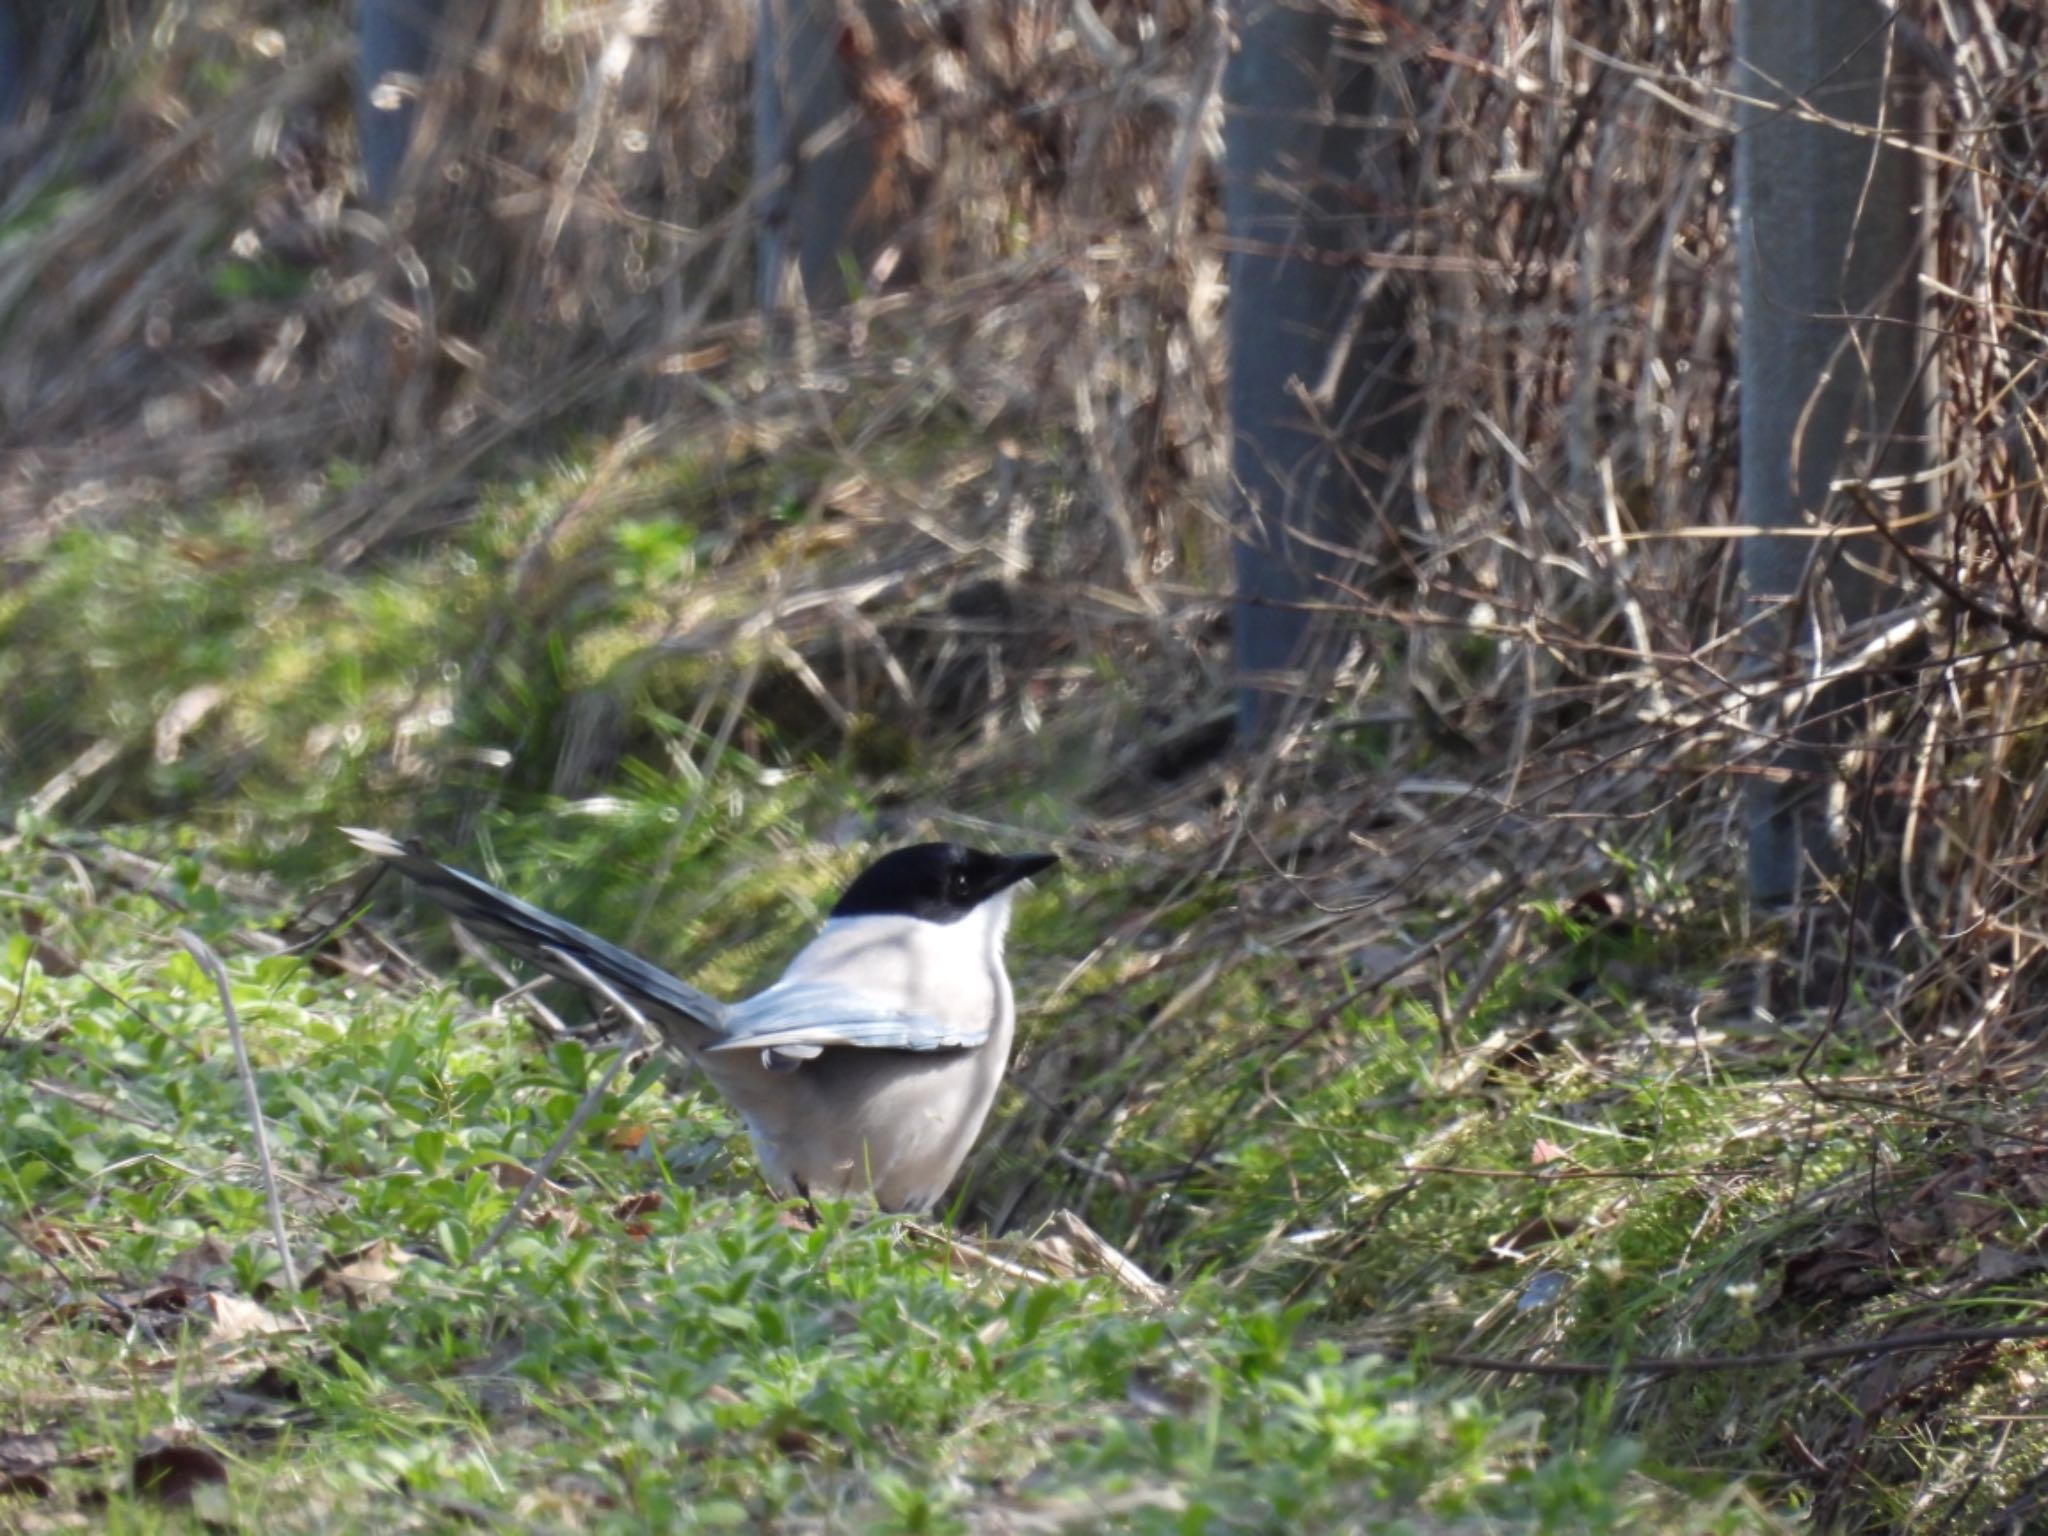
[[708, 979, 987, 1054], [344, 827, 729, 1034]]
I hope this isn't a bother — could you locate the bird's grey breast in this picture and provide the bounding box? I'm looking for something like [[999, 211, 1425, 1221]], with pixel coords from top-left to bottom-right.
[[756, 909, 1017, 1210]]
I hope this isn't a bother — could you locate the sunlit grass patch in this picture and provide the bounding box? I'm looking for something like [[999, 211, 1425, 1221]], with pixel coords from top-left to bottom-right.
[[0, 827, 1785, 1532]]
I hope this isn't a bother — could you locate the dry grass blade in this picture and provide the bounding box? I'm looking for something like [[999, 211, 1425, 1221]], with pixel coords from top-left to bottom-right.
[[173, 928, 301, 1297], [1027, 1208, 1168, 1305]]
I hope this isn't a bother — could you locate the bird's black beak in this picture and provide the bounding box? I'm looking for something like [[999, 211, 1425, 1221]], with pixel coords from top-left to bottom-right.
[[984, 852, 1059, 898]]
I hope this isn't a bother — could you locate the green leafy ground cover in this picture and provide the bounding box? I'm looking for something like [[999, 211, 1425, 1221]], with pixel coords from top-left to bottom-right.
[[5, 3, 2047, 1524], [0, 505, 1802, 1531], [12, 442, 2048, 1531], [4, 494, 2042, 1535], [1, 828, 1769, 1533]]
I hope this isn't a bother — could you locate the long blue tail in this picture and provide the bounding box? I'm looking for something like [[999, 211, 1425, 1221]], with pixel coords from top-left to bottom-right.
[[344, 828, 729, 1039]]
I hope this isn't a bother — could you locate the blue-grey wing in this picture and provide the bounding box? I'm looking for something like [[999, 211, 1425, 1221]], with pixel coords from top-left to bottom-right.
[[708, 979, 988, 1056]]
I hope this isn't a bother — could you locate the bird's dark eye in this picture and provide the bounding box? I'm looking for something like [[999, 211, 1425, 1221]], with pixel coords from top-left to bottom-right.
[[951, 872, 970, 898]]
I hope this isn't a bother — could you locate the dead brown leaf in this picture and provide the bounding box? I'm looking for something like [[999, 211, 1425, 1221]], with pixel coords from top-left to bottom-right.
[[130, 1440, 227, 1507], [490, 1160, 572, 1198], [15, 1219, 104, 1263], [1941, 1193, 2009, 1238], [0, 1430, 108, 1495], [1782, 1224, 1893, 1303], [16, 911, 81, 979], [200, 1292, 298, 1346], [305, 1240, 411, 1306], [161, 1235, 235, 1286], [1886, 1210, 1943, 1248], [611, 1191, 662, 1238], [533, 1207, 588, 1239], [1972, 1244, 2047, 1283]]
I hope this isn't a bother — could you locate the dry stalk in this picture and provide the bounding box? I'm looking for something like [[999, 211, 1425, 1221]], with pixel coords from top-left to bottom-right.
[[174, 928, 302, 1297]]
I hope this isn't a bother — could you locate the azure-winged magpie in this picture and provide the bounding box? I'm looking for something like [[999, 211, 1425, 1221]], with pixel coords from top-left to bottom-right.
[[346, 830, 1058, 1213]]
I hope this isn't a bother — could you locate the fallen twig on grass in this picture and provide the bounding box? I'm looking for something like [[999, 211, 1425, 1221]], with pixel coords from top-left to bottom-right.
[[1029, 1208, 1169, 1305], [905, 1207, 1169, 1304]]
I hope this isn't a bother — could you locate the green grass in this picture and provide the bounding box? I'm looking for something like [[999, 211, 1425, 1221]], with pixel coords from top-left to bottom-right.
[[5, 454, 2042, 1534], [6, 2, 2046, 1524], [0, 831, 1776, 1532]]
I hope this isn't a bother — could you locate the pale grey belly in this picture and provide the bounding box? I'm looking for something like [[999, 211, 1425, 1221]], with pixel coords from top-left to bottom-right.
[[721, 1047, 1001, 1213]]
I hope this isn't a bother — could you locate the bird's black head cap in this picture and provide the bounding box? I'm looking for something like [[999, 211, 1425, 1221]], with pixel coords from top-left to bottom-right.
[[830, 842, 1060, 924]]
